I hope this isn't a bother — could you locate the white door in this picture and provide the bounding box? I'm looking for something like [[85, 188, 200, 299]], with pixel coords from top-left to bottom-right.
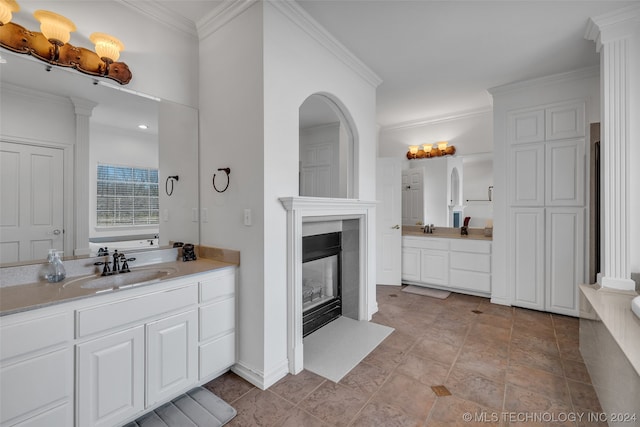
[[376, 158, 402, 286], [146, 310, 198, 407], [511, 208, 545, 311], [77, 326, 144, 427], [0, 142, 64, 263]]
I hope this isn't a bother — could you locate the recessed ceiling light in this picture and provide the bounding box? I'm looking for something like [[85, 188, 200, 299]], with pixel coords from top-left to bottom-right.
[[138, 124, 148, 130]]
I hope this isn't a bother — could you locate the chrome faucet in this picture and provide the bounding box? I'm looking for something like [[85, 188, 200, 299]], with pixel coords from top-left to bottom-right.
[[112, 250, 121, 273], [424, 224, 435, 234]]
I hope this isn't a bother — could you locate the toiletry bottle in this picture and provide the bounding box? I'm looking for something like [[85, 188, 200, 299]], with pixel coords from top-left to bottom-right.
[[45, 249, 66, 283]]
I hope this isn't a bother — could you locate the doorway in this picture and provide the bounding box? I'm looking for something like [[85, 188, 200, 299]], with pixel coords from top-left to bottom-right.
[[0, 141, 65, 263]]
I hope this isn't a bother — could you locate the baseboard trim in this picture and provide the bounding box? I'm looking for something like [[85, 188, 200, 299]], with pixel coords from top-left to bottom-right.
[[231, 359, 289, 390]]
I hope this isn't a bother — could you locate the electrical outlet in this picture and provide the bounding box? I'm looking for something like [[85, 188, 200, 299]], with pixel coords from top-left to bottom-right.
[[244, 209, 252, 226], [202, 208, 208, 223]]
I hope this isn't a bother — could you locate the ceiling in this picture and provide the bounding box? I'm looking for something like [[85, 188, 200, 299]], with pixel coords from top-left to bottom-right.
[[160, 0, 637, 128]]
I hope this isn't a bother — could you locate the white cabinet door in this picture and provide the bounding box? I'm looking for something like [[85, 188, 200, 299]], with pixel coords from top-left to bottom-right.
[[420, 249, 449, 286], [508, 109, 545, 144], [401, 247, 421, 282], [545, 101, 585, 141], [546, 208, 584, 316], [146, 310, 198, 407], [511, 208, 545, 311], [510, 144, 545, 206], [545, 139, 585, 206], [77, 326, 144, 427]]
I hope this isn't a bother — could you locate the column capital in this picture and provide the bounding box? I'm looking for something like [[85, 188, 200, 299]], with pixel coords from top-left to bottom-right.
[[585, 4, 640, 51], [70, 97, 98, 117]]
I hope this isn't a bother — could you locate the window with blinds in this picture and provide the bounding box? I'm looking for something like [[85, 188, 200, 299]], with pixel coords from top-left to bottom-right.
[[96, 163, 159, 227]]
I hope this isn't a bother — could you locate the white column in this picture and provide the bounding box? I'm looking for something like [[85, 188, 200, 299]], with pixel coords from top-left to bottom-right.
[[71, 97, 97, 256], [586, 5, 640, 291]]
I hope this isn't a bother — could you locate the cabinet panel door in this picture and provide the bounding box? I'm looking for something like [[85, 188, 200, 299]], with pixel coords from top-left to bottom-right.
[[510, 144, 544, 206], [77, 326, 144, 427], [508, 109, 545, 144], [546, 208, 584, 316], [420, 249, 449, 286], [545, 139, 585, 206], [511, 208, 545, 311], [401, 247, 421, 282], [1, 348, 72, 426], [146, 310, 198, 407], [545, 102, 585, 141]]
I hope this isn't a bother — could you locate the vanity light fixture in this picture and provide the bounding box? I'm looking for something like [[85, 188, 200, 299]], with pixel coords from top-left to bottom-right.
[[0, 0, 19, 25], [406, 141, 456, 159], [0, 2, 132, 84], [33, 10, 75, 61]]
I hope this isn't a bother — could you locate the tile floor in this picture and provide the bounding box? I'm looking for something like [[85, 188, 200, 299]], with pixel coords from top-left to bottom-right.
[[204, 286, 605, 426]]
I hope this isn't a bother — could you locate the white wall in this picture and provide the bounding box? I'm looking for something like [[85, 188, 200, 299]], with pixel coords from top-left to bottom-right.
[[198, 1, 379, 388], [378, 109, 493, 159], [489, 68, 600, 305], [11, 1, 200, 107]]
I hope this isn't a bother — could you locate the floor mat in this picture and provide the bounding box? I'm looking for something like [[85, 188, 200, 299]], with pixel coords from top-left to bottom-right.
[[303, 316, 394, 382], [401, 285, 450, 299], [124, 386, 236, 427]]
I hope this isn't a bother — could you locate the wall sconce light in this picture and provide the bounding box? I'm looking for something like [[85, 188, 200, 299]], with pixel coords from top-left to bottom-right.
[[406, 141, 456, 159], [0, 2, 132, 85], [0, 0, 19, 25]]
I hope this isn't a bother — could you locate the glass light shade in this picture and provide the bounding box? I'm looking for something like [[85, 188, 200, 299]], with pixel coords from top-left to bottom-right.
[[90, 32, 124, 62], [437, 141, 448, 151], [33, 10, 76, 44], [0, 0, 20, 25], [408, 145, 419, 155], [422, 144, 432, 153]]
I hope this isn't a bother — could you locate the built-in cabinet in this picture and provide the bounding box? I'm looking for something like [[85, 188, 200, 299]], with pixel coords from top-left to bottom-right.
[[508, 101, 586, 316], [402, 236, 491, 297], [0, 267, 236, 427]]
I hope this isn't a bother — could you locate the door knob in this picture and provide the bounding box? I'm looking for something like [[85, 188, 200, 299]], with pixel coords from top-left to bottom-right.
[[53, 229, 61, 235], [392, 224, 400, 229]]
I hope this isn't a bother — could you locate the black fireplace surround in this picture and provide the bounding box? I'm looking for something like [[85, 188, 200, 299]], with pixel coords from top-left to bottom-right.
[[302, 232, 342, 337]]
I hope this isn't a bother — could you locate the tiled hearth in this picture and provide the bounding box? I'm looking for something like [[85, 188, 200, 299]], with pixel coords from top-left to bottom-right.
[[205, 286, 604, 426]]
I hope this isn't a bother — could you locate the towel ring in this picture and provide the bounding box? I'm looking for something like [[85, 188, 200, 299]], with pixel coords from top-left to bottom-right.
[[213, 168, 230, 193], [165, 175, 179, 196]]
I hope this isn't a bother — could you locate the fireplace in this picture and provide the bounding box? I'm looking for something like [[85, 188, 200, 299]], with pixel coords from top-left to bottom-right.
[[279, 196, 377, 374], [302, 232, 342, 336]]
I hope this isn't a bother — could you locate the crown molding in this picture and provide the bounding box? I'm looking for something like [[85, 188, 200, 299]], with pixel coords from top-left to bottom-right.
[[585, 4, 640, 51], [118, 0, 198, 38], [1, 82, 73, 107], [380, 106, 493, 132], [197, 0, 257, 41], [487, 65, 600, 97], [269, 1, 382, 88]]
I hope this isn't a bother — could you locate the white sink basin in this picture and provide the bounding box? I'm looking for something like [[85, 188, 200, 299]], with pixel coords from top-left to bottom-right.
[[632, 296, 640, 320], [64, 267, 177, 291]]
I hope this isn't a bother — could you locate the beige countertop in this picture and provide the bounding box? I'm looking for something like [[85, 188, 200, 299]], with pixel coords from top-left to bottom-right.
[[402, 226, 493, 241], [0, 258, 235, 316], [580, 284, 640, 375]]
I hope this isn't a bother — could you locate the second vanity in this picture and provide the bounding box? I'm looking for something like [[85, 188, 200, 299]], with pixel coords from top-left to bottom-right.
[[402, 227, 492, 297], [0, 250, 237, 427]]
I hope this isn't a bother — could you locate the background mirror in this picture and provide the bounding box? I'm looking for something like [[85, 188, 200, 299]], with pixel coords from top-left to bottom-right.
[[401, 153, 493, 229], [0, 53, 199, 264]]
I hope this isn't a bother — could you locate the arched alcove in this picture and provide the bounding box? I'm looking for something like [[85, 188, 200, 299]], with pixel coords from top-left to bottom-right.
[[298, 93, 357, 199]]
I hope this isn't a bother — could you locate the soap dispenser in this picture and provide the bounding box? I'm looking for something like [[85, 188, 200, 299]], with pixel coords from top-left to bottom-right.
[[45, 249, 66, 283]]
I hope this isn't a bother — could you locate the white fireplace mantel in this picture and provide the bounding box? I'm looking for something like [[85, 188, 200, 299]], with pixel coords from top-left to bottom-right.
[[279, 197, 377, 374]]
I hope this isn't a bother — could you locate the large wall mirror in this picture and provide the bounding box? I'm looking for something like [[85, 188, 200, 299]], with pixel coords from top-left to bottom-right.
[[0, 53, 199, 264]]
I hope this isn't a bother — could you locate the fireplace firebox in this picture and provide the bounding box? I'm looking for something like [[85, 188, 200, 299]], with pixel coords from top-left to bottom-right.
[[302, 232, 342, 337]]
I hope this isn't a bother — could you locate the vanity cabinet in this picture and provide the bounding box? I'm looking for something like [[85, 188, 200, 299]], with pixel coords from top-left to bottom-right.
[[0, 265, 236, 427], [402, 236, 491, 297], [0, 310, 74, 427]]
